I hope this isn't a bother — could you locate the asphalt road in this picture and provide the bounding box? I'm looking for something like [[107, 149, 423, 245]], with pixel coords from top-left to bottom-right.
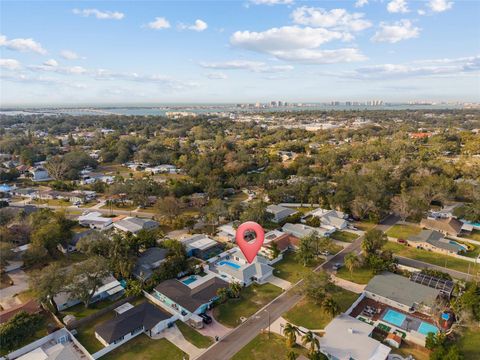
[[196, 215, 400, 360]]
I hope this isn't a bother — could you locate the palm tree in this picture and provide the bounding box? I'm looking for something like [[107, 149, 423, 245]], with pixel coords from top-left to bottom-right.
[[322, 297, 340, 318], [344, 252, 361, 279], [216, 287, 229, 303], [229, 281, 242, 298], [302, 331, 320, 356], [308, 351, 326, 360], [283, 322, 300, 348]]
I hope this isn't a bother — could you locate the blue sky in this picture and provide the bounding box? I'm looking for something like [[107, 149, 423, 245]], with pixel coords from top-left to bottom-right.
[[1, 0, 479, 105]]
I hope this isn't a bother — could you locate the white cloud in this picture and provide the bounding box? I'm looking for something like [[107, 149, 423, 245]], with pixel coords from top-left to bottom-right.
[[0, 58, 21, 70], [146, 17, 171, 30], [387, 0, 409, 13], [230, 26, 365, 64], [371, 20, 420, 43], [231, 26, 346, 53], [418, 9, 426, 15], [0, 34, 47, 55], [72, 8, 124, 20], [291, 7, 372, 32], [178, 19, 208, 32], [333, 55, 480, 79], [205, 72, 228, 80], [355, 0, 369, 8], [60, 50, 81, 60], [200, 60, 294, 73], [428, 0, 454, 12], [248, 0, 294, 5], [43, 59, 58, 67]]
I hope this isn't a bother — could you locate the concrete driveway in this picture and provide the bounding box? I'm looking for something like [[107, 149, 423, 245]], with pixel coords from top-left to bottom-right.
[[154, 324, 202, 358], [0, 269, 29, 310], [266, 275, 292, 290], [197, 310, 231, 338]]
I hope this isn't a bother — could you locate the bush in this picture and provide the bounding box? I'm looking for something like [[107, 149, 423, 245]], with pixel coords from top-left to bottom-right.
[[0, 312, 43, 351]]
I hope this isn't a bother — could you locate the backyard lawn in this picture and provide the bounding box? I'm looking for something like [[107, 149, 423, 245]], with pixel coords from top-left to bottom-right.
[[384, 242, 475, 274], [213, 283, 282, 327], [284, 286, 359, 329], [385, 224, 422, 239], [353, 221, 376, 232], [231, 333, 308, 360], [463, 230, 480, 242], [459, 327, 480, 360], [273, 251, 322, 283], [101, 335, 188, 360], [336, 265, 375, 284], [175, 321, 213, 348], [330, 230, 359, 243]]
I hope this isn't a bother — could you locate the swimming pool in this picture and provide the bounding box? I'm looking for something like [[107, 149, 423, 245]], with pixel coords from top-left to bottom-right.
[[182, 275, 197, 285], [417, 322, 439, 336], [218, 260, 241, 269], [383, 309, 406, 327], [448, 240, 468, 251]]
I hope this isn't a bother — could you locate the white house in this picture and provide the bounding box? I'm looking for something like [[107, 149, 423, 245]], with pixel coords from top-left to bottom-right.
[[282, 222, 335, 238], [304, 208, 348, 230], [266, 204, 298, 223], [145, 164, 181, 174], [321, 314, 391, 360], [78, 211, 113, 230], [217, 222, 237, 242], [113, 217, 159, 235]]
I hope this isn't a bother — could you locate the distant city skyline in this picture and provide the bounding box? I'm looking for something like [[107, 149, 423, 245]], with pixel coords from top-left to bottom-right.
[[1, 0, 479, 105]]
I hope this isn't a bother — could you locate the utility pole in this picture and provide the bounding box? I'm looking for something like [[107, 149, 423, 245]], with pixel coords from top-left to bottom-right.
[[264, 309, 270, 338]]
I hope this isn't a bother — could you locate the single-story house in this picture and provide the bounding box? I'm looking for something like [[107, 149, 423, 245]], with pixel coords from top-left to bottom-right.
[[133, 247, 169, 282], [321, 314, 391, 360], [78, 211, 113, 230], [113, 217, 159, 235], [407, 230, 467, 255], [214, 248, 274, 286], [29, 166, 50, 181], [266, 204, 298, 223], [58, 229, 95, 254], [95, 302, 174, 348], [364, 273, 441, 315], [259, 230, 300, 260], [145, 164, 181, 174], [420, 217, 463, 236], [12, 187, 38, 198], [282, 222, 335, 238], [181, 234, 224, 259], [304, 208, 348, 230], [153, 276, 228, 319], [54, 275, 124, 311], [217, 222, 237, 242]]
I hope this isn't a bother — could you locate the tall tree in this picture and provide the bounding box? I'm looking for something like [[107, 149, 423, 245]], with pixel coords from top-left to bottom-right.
[[344, 252, 361, 279], [283, 322, 300, 348], [29, 263, 66, 313], [361, 229, 387, 256], [302, 331, 320, 356]]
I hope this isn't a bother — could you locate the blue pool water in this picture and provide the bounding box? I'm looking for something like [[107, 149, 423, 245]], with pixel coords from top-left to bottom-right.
[[463, 220, 480, 228], [417, 322, 439, 336], [182, 275, 197, 285], [219, 260, 241, 269], [383, 309, 407, 327], [449, 240, 468, 251]]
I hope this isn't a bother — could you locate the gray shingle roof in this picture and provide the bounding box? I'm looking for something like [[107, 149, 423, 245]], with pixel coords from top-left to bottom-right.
[[95, 302, 171, 344]]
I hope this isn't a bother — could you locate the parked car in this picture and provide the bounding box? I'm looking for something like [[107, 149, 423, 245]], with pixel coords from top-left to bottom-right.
[[397, 238, 406, 244], [332, 263, 343, 271], [320, 250, 330, 256], [200, 313, 212, 324]]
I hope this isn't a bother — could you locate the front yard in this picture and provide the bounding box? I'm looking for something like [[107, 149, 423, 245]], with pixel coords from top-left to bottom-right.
[[459, 327, 480, 360], [231, 333, 308, 360], [101, 335, 188, 360], [175, 321, 213, 348], [213, 283, 282, 328], [385, 223, 422, 239], [273, 251, 323, 283], [384, 242, 474, 274], [335, 265, 375, 284], [330, 230, 359, 243], [284, 286, 359, 329]]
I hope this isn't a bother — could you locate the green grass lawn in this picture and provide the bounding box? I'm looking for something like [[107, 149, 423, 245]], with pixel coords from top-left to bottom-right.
[[284, 286, 359, 329], [60, 295, 129, 319], [462, 230, 480, 242], [336, 265, 375, 284], [391, 342, 430, 360], [386, 224, 422, 239], [32, 199, 71, 207], [353, 221, 376, 232], [330, 231, 359, 243], [273, 251, 322, 283], [459, 327, 480, 360], [213, 283, 282, 328], [231, 333, 308, 360], [462, 242, 480, 259], [100, 203, 137, 211], [384, 242, 475, 274], [101, 335, 188, 360], [175, 321, 213, 348]]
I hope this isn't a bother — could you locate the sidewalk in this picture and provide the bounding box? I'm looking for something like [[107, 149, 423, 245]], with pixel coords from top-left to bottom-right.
[[331, 275, 366, 294]]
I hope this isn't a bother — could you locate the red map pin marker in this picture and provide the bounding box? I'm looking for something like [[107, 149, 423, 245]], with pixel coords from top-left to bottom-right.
[[235, 221, 265, 263]]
